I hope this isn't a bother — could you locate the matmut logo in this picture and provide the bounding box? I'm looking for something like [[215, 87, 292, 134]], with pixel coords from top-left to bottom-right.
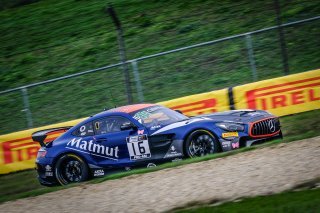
[[171, 98, 217, 115], [66, 138, 119, 160], [245, 76, 320, 110]]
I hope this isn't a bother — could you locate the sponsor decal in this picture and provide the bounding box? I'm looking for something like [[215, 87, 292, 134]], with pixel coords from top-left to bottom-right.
[[80, 125, 86, 132], [66, 138, 119, 160], [222, 132, 239, 138], [45, 171, 53, 177], [165, 144, 183, 158], [78, 123, 94, 136], [138, 129, 144, 135], [171, 158, 183, 162], [133, 106, 162, 123], [222, 141, 231, 148], [126, 134, 151, 160], [93, 169, 105, 177], [165, 153, 182, 158], [95, 122, 100, 130], [231, 141, 240, 149], [150, 125, 161, 130], [45, 165, 52, 171], [133, 111, 151, 120]]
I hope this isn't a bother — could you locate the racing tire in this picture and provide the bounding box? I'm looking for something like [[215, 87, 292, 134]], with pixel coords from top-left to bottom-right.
[[55, 153, 89, 185], [184, 129, 219, 158]]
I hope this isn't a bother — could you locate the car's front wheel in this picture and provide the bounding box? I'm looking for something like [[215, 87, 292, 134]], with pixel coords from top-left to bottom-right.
[[55, 153, 89, 185], [184, 129, 219, 158]]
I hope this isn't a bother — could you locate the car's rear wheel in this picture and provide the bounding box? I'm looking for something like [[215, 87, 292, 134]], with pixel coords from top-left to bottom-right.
[[184, 129, 219, 158], [55, 153, 89, 185]]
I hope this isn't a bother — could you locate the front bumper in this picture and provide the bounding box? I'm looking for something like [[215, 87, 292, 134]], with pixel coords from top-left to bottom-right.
[[219, 131, 283, 152], [245, 131, 283, 147]]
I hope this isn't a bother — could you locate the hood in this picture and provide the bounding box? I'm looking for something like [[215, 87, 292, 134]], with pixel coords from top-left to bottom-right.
[[149, 117, 210, 135], [197, 109, 273, 123]]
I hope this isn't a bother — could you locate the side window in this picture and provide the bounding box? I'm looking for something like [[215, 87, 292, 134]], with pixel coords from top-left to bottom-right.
[[94, 116, 132, 135], [73, 122, 94, 137]]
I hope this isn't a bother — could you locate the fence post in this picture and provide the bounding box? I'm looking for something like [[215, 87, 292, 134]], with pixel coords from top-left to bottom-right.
[[106, 5, 133, 104], [21, 87, 33, 128], [131, 60, 144, 103], [274, 0, 289, 75], [245, 33, 258, 81]]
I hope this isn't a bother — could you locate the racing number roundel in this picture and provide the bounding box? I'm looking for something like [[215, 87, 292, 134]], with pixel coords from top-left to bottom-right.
[[126, 134, 151, 160]]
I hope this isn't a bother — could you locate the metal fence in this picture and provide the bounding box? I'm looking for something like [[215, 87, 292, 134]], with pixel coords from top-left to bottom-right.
[[0, 16, 319, 135]]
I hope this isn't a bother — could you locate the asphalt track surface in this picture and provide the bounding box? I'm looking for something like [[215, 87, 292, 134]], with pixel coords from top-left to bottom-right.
[[2, 136, 320, 213]]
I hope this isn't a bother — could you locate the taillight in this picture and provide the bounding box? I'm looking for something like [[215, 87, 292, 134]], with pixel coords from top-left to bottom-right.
[[37, 147, 47, 158], [37, 151, 47, 158]]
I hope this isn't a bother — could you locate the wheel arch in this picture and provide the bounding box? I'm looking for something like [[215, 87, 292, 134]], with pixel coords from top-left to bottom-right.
[[182, 128, 222, 156], [52, 150, 92, 180], [52, 150, 88, 168]]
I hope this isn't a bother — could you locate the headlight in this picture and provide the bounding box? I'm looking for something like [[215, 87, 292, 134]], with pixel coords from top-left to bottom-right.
[[216, 122, 244, 131]]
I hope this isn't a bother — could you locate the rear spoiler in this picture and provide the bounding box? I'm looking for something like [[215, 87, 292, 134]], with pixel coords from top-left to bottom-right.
[[32, 126, 72, 147]]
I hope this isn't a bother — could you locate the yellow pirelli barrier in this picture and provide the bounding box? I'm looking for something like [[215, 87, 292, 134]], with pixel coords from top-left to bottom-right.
[[0, 118, 85, 174], [0, 69, 319, 174], [159, 88, 230, 116], [233, 69, 320, 116]]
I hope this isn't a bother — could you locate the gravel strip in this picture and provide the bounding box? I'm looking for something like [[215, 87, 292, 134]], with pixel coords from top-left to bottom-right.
[[2, 137, 320, 213]]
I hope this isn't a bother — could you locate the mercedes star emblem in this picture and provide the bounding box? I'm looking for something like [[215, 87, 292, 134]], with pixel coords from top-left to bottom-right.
[[268, 119, 276, 132]]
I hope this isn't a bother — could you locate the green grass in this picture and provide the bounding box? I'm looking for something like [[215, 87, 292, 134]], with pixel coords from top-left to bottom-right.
[[0, 169, 61, 203], [0, 0, 319, 134], [280, 110, 320, 142], [171, 187, 320, 213], [0, 109, 319, 203]]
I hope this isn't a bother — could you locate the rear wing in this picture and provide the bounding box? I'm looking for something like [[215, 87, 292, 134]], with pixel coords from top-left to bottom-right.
[[32, 127, 72, 147]]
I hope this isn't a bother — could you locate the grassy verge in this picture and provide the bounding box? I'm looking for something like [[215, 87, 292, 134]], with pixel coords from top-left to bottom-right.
[[0, 109, 319, 203], [1, 0, 319, 134], [171, 186, 320, 213]]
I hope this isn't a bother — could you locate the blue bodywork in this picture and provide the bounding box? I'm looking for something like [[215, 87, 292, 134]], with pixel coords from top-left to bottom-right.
[[35, 104, 282, 185]]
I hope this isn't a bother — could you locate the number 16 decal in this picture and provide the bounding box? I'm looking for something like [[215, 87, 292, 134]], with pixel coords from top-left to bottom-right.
[[126, 135, 151, 160]]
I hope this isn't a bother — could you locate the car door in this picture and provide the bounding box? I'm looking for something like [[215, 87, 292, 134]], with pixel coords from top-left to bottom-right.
[[91, 116, 149, 168]]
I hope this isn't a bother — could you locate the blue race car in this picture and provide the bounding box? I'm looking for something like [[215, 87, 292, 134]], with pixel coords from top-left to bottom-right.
[[33, 104, 282, 186]]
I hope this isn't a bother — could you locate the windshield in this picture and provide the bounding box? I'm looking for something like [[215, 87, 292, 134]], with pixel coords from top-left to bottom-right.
[[130, 106, 189, 129]]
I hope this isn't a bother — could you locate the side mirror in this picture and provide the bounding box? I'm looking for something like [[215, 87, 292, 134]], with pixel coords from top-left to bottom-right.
[[120, 122, 136, 131]]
